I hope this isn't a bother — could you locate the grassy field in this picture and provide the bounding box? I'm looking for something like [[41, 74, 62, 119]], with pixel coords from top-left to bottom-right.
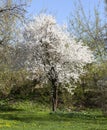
[[0, 101, 106, 130]]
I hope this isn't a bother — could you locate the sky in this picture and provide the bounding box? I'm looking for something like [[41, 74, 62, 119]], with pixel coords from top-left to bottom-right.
[[27, 0, 105, 24]]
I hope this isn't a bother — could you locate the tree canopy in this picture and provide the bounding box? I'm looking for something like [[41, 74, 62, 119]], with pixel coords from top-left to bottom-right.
[[23, 13, 94, 111]]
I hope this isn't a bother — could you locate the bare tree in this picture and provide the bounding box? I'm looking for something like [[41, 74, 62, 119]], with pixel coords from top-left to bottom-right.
[[0, 0, 31, 45], [68, 0, 107, 61], [0, 0, 31, 67]]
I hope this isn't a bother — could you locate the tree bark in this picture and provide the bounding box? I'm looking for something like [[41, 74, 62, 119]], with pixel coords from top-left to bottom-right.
[[51, 83, 58, 112], [49, 66, 58, 112]]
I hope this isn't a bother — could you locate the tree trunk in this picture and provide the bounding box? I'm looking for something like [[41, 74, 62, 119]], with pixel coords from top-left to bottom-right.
[[49, 66, 58, 112], [51, 83, 58, 112]]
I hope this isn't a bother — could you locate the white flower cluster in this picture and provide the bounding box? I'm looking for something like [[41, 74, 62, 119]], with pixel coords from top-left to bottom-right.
[[23, 13, 94, 91]]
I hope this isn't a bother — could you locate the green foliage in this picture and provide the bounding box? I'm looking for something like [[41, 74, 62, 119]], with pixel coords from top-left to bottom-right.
[[9, 84, 72, 110], [72, 63, 107, 110], [0, 68, 28, 98]]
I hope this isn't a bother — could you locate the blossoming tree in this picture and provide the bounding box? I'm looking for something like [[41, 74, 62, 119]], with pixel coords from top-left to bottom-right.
[[23, 14, 94, 111]]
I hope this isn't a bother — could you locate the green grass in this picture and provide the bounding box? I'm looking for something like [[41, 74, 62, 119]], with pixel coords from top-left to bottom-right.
[[0, 101, 106, 130]]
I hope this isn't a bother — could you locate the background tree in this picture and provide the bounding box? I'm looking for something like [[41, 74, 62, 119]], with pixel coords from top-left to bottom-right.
[[0, 0, 29, 45], [68, 0, 107, 115], [68, 0, 107, 61], [0, 0, 31, 98], [23, 13, 94, 112]]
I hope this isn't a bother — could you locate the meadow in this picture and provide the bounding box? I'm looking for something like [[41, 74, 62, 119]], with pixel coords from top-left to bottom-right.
[[0, 101, 106, 130]]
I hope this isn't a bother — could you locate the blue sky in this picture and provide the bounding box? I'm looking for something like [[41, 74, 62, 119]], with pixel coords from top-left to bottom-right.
[[27, 0, 105, 24]]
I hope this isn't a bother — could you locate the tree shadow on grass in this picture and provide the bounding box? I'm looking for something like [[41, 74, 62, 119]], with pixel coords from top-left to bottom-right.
[[0, 104, 24, 112], [0, 110, 106, 124]]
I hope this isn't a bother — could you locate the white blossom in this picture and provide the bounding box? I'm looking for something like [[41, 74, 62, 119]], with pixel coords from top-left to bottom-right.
[[23, 13, 94, 92]]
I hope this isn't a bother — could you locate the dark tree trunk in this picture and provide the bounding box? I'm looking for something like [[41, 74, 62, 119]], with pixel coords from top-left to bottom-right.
[[49, 66, 58, 112], [51, 82, 58, 112]]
